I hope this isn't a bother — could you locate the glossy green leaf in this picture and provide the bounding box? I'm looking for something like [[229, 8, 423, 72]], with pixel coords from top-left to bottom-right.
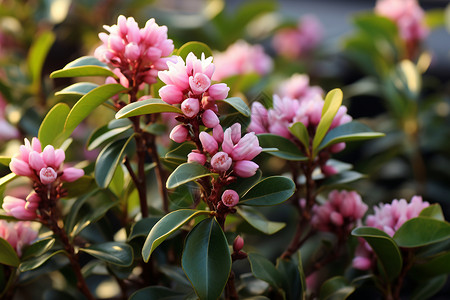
[[177, 41, 213, 60], [411, 251, 450, 278], [393, 217, 450, 248], [182, 217, 231, 300], [28, 31, 55, 88], [419, 204, 445, 221], [50, 56, 114, 78], [169, 184, 195, 210], [166, 163, 216, 189], [289, 122, 310, 153], [321, 171, 365, 188], [218, 97, 251, 117], [129, 286, 183, 300], [164, 143, 196, 162], [80, 242, 133, 267], [142, 209, 211, 262], [128, 217, 160, 241], [411, 275, 447, 300], [257, 134, 307, 161], [276, 258, 302, 300], [19, 250, 66, 272], [62, 176, 97, 198], [239, 176, 295, 206], [237, 207, 286, 235], [0, 173, 17, 188], [21, 238, 56, 261], [115, 98, 182, 119], [64, 84, 127, 136], [318, 121, 385, 151], [0, 156, 11, 166], [38, 103, 70, 147], [248, 252, 282, 289], [0, 237, 20, 267], [313, 89, 343, 154], [226, 169, 262, 196], [352, 227, 402, 281], [55, 82, 99, 100], [87, 125, 132, 151], [95, 135, 135, 188], [319, 276, 355, 300]]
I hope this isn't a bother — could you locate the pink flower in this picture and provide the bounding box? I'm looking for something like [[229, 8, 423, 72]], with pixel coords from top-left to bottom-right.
[[39, 167, 57, 184], [199, 132, 219, 155], [231, 132, 262, 161], [233, 235, 244, 252], [181, 98, 200, 118], [202, 109, 220, 128], [189, 73, 211, 95], [2, 196, 37, 220], [61, 167, 85, 182], [233, 160, 259, 178], [210, 152, 232, 172], [208, 83, 229, 100], [9, 158, 33, 176], [221, 189, 239, 207], [159, 85, 184, 104], [213, 125, 224, 143], [187, 152, 207, 165], [247, 102, 269, 134], [0, 220, 38, 257], [276, 74, 323, 101], [170, 125, 189, 143]]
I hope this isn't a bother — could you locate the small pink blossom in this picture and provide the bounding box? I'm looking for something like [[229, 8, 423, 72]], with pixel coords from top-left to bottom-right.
[[233, 160, 259, 178], [9, 158, 33, 177], [181, 98, 200, 118], [189, 73, 211, 95], [187, 152, 207, 165], [233, 235, 244, 252], [2, 196, 37, 220], [159, 85, 184, 104], [210, 152, 232, 172], [0, 220, 38, 257], [199, 132, 219, 155], [208, 83, 229, 100], [221, 190, 239, 207], [170, 125, 189, 143], [202, 109, 220, 128], [39, 167, 57, 184], [61, 167, 85, 182]]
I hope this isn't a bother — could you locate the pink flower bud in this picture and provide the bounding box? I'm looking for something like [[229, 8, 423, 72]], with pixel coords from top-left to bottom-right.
[[233, 235, 244, 252], [31, 137, 42, 153], [211, 151, 232, 172], [181, 98, 200, 118], [26, 192, 41, 203], [231, 132, 262, 161], [230, 123, 242, 144], [222, 127, 234, 155], [222, 189, 239, 207], [233, 160, 259, 178], [169, 125, 189, 143], [213, 125, 224, 143], [108, 34, 125, 52], [208, 83, 229, 100], [2, 196, 36, 220], [352, 256, 372, 270], [61, 167, 84, 182], [39, 167, 57, 184], [189, 73, 211, 94], [28, 151, 46, 171], [199, 132, 218, 155], [159, 85, 184, 104], [9, 158, 33, 176], [187, 152, 207, 165], [125, 42, 140, 60], [42, 145, 56, 167], [330, 142, 346, 153], [202, 109, 220, 128], [54, 149, 66, 168], [321, 164, 338, 177], [330, 212, 344, 226]]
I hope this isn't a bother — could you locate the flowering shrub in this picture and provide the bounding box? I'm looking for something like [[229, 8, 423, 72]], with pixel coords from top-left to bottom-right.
[[0, 1, 449, 300]]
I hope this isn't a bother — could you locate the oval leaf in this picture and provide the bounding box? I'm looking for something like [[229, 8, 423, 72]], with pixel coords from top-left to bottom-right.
[[50, 56, 114, 78], [0, 173, 18, 188], [21, 237, 56, 261], [80, 242, 133, 266], [319, 276, 355, 300], [237, 207, 286, 235], [257, 134, 308, 161], [115, 98, 182, 119], [38, 103, 70, 148], [318, 121, 385, 151], [128, 217, 160, 241], [19, 250, 66, 272], [87, 125, 132, 151], [142, 209, 211, 262], [55, 82, 99, 100], [65, 84, 128, 136], [239, 176, 295, 206], [182, 217, 231, 300], [0, 237, 20, 267], [352, 227, 402, 281], [28, 31, 55, 88], [419, 204, 445, 221], [177, 41, 213, 60], [95, 135, 135, 188], [248, 252, 282, 289], [166, 163, 216, 189], [218, 97, 251, 117], [393, 217, 450, 248], [289, 122, 310, 154]]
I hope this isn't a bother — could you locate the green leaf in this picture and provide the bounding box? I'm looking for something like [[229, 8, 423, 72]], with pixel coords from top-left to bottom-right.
[[289, 122, 310, 153], [352, 227, 402, 281], [95, 135, 135, 188], [296, 250, 306, 299], [164, 143, 196, 162], [0, 156, 11, 166], [318, 121, 385, 151], [313, 89, 343, 154], [218, 97, 251, 117], [319, 276, 355, 300], [257, 134, 307, 161], [321, 171, 365, 189], [226, 169, 262, 196], [64, 83, 127, 136], [0, 173, 18, 188], [115, 98, 182, 119], [411, 251, 450, 278], [411, 275, 447, 300], [28, 31, 55, 89], [19, 250, 66, 272], [182, 217, 231, 300], [237, 207, 286, 235], [419, 204, 445, 221], [62, 176, 97, 198], [55, 82, 99, 100], [50, 56, 114, 78], [128, 217, 160, 241], [21, 238, 56, 261], [276, 258, 302, 300], [177, 41, 213, 60], [142, 209, 211, 262], [129, 286, 183, 300], [393, 217, 450, 248], [248, 252, 283, 289], [166, 163, 216, 189], [0, 237, 20, 267], [38, 103, 70, 148], [87, 125, 132, 151], [79, 242, 133, 267], [239, 176, 295, 206]]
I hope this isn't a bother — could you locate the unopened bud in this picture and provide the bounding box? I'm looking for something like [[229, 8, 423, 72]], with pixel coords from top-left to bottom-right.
[[233, 235, 244, 252]]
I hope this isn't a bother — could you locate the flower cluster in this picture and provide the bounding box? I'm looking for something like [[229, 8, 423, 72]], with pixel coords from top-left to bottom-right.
[[3, 192, 40, 220], [311, 190, 368, 232], [9, 138, 84, 185], [352, 195, 429, 270], [212, 40, 273, 81], [94, 15, 175, 87], [272, 15, 323, 59], [0, 220, 38, 257], [375, 0, 428, 43], [191, 123, 262, 178]]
